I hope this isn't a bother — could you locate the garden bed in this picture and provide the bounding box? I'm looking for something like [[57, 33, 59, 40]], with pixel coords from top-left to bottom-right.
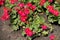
[[0, 0, 60, 40], [0, 7, 60, 40]]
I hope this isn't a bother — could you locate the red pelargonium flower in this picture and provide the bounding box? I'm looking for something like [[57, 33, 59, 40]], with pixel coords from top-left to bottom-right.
[[0, 0, 5, 6], [49, 34, 55, 40], [47, 5, 54, 13], [20, 16, 27, 22], [30, 5, 36, 11], [41, 25, 48, 30], [26, 2, 32, 7], [53, 10, 59, 16], [1, 7, 10, 21], [18, 10, 26, 17], [47, 5, 54, 11], [3, 7, 8, 13], [48, 0, 53, 3], [25, 28, 33, 36], [40, 0, 46, 6], [47, 5, 59, 16], [24, 8, 30, 15], [18, 3, 24, 8], [10, 0, 18, 4], [1, 13, 10, 21]]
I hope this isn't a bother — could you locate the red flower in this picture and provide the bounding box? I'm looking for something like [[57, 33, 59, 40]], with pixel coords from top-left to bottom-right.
[[24, 8, 30, 15], [47, 5, 54, 11], [47, 5, 59, 16], [18, 3, 24, 8], [0, 0, 5, 6], [48, 0, 53, 3], [3, 7, 8, 13], [27, 2, 36, 11], [40, 0, 46, 6], [10, 0, 18, 4], [20, 16, 27, 22], [18, 10, 26, 17], [18, 10, 28, 22], [41, 25, 48, 30], [25, 28, 33, 36], [53, 10, 59, 16], [26, 2, 32, 7], [49, 34, 55, 40], [1, 13, 10, 21], [30, 5, 36, 11], [1, 7, 10, 21]]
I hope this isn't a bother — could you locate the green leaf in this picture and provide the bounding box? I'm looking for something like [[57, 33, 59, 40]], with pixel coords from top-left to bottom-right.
[[12, 15, 16, 18], [38, 28, 42, 32], [28, 0, 32, 2], [12, 18, 18, 24], [27, 37, 32, 40], [5, 0, 9, 3], [22, 31, 25, 36], [12, 25, 19, 30], [30, 10, 33, 15], [29, 17, 33, 21], [58, 19, 60, 24], [39, 16, 45, 24], [48, 18, 54, 23], [20, 22, 25, 26], [46, 10, 49, 15], [32, 0, 39, 3], [47, 24, 53, 32], [37, 8, 41, 12], [42, 31, 48, 36], [50, 26, 53, 32], [12, 10, 17, 14], [44, 1, 50, 8], [5, 4, 15, 8], [23, 0, 29, 3]]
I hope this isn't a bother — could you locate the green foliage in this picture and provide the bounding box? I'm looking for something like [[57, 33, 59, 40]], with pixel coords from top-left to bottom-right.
[[22, 0, 40, 3], [10, 10, 19, 30], [45, 1, 60, 24], [44, 1, 50, 8], [46, 10, 49, 15], [12, 25, 19, 30], [5, 4, 16, 8], [48, 15, 57, 23], [42, 31, 48, 36], [22, 31, 26, 36], [3, 0, 55, 40], [27, 37, 32, 40]]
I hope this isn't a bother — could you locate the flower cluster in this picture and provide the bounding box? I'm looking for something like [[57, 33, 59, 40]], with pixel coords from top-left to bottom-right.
[[18, 10, 28, 22], [25, 28, 33, 36], [49, 34, 55, 40], [40, 0, 53, 6], [48, 0, 53, 3], [0, 0, 5, 6], [40, 0, 46, 6], [1, 0, 58, 40], [47, 5, 59, 16], [41, 25, 48, 30], [10, 0, 18, 4], [1, 7, 10, 21], [18, 2, 36, 22], [27, 2, 36, 11]]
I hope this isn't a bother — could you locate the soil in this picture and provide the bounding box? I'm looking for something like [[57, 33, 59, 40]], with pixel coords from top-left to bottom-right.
[[0, 2, 60, 40]]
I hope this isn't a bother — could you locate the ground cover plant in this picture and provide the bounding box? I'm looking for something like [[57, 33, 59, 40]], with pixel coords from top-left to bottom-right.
[[0, 0, 60, 40]]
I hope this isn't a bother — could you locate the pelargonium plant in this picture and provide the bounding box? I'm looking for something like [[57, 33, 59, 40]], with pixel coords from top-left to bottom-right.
[[43, 0, 60, 24], [0, 0, 56, 40]]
